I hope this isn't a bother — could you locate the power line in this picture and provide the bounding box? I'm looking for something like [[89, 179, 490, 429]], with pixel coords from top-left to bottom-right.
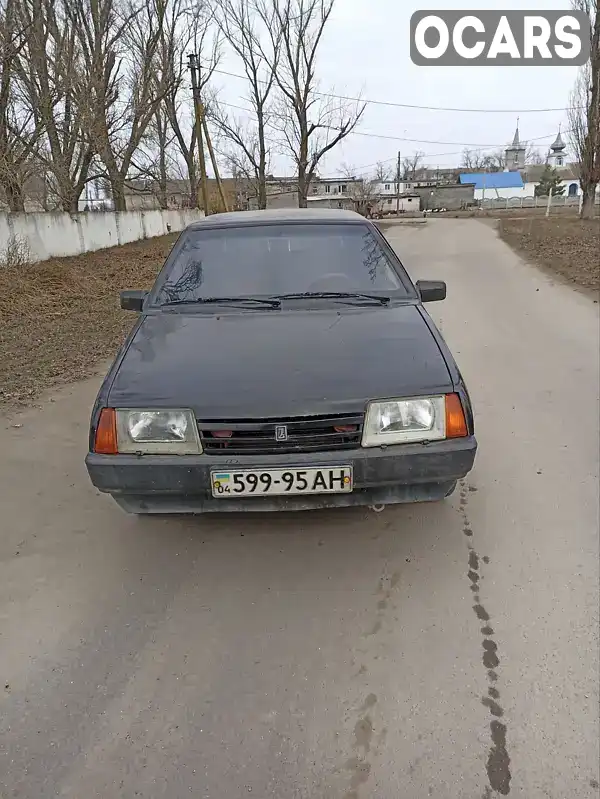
[[213, 67, 582, 114], [219, 101, 569, 149]]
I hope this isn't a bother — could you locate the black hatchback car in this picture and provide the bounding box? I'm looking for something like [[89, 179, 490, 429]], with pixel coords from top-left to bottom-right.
[[86, 209, 476, 514]]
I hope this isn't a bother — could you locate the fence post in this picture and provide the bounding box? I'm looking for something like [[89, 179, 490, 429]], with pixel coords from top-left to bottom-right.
[[545, 187, 553, 217], [579, 192, 583, 215]]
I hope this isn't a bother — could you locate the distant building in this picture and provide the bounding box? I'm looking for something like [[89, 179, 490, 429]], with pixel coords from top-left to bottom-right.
[[373, 193, 421, 215], [505, 122, 527, 171], [248, 175, 364, 211], [459, 171, 525, 200], [413, 183, 475, 210], [521, 163, 586, 198], [546, 127, 567, 169]]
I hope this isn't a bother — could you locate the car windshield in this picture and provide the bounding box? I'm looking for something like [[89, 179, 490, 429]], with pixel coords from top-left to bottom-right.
[[152, 223, 407, 306]]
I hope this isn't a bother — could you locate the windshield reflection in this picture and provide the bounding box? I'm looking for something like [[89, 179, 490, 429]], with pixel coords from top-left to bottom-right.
[[153, 224, 404, 306]]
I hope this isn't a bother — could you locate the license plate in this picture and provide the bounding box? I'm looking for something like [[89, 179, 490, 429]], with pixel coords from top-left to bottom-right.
[[211, 466, 353, 498]]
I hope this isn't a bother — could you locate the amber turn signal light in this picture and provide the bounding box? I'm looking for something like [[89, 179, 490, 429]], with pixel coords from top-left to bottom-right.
[[94, 408, 118, 454], [445, 394, 468, 438]]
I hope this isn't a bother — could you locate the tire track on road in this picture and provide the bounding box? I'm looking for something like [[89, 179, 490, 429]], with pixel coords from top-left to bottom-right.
[[459, 480, 512, 796]]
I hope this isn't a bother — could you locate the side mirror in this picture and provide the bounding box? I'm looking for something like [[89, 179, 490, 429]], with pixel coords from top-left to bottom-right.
[[416, 280, 446, 303], [120, 290, 148, 312]]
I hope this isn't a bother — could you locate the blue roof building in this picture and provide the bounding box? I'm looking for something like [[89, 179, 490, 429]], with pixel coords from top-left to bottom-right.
[[458, 172, 524, 190]]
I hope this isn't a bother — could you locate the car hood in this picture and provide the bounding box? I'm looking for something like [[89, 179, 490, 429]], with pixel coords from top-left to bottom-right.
[[108, 306, 453, 417]]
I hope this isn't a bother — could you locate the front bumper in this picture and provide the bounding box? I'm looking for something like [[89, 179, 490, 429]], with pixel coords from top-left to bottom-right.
[[85, 436, 477, 514]]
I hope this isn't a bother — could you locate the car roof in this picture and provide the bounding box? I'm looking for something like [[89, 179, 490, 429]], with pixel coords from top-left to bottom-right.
[[186, 208, 367, 230]]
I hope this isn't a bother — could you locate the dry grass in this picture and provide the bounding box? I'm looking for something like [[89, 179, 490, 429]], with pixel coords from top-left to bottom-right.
[[0, 234, 178, 408], [498, 216, 599, 294]]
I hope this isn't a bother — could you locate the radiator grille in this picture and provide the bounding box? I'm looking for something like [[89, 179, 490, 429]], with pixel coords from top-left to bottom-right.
[[198, 413, 364, 455]]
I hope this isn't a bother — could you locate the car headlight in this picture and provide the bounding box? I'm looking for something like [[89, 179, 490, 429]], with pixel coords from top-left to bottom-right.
[[362, 396, 447, 447], [115, 409, 202, 454]]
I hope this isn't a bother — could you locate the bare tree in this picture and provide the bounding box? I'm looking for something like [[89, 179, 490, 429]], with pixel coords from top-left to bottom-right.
[[0, 0, 42, 210], [460, 148, 487, 171], [568, 0, 599, 218], [339, 162, 375, 215], [129, 0, 203, 209], [374, 161, 392, 183], [402, 151, 424, 180], [67, 0, 169, 211], [130, 105, 181, 208], [264, 0, 365, 207], [486, 149, 505, 171], [525, 145, 544, 166], [211, 0, 279, 209], [158, 0, 220, 208], [14, 0, 98, 211], [461, 148, 509, 173]]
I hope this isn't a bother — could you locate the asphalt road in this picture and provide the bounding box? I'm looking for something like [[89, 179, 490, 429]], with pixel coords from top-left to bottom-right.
[[1, 219, 598, 799]]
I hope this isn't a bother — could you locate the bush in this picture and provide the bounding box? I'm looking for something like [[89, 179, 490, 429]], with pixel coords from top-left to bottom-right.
[[0, 235, 31, 269]]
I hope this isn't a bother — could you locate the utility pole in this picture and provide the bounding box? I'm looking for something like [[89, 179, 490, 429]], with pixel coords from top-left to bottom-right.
[[545, 185, 553, 217], [396, 150, 401, 215], [203, 112, 229, 213], [188, 53, 210, 215], [195, 56, 228, 213]]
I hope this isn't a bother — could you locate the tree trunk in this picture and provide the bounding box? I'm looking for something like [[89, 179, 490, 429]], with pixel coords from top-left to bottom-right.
[[156, 112, 168, 209], [56, 179, 76, 213], [581, 186, 597, 219], [297, 120, 309, 208], [258, 180, 267, 210], [5, 180, 26, 212], [257, 115, 267, 210], [297, 174, 308, 207], [157, 155, 168, 210], [186, 157, 197, 209], [111, 177, 127, 211]]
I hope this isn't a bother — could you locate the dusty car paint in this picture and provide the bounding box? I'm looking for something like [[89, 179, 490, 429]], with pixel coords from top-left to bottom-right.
[[86, 209, 476, 513], [106, 306, 456, 418]]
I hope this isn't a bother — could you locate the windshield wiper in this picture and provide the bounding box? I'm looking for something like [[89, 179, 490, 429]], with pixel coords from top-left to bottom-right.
[[161, 296, 281, 309], [274, 291, 391, 305]]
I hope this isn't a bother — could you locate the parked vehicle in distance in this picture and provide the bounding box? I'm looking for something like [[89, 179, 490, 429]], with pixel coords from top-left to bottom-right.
[[85, 209, 477, 514]]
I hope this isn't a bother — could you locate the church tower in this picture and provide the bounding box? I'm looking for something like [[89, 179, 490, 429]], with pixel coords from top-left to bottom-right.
[[505, 119, 526, 171], [547, 126, 567, 168]]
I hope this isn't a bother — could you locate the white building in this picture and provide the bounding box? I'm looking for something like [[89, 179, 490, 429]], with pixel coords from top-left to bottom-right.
[[521, 132, 598, 198]]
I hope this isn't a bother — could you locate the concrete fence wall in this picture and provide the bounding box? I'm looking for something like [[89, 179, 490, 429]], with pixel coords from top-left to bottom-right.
[[0, 208, 205, 263], [480, 194, 600, 210]]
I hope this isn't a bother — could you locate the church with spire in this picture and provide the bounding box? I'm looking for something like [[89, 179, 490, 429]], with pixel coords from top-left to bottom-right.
[[459, 119, 592, 201], [503, 119, 569, 172], [546, 126, 567, 168], [504, 120, 526, 171]]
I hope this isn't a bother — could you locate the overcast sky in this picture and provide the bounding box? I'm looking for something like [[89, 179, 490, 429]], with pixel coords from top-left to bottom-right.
[[213, 0, 581, 178]]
